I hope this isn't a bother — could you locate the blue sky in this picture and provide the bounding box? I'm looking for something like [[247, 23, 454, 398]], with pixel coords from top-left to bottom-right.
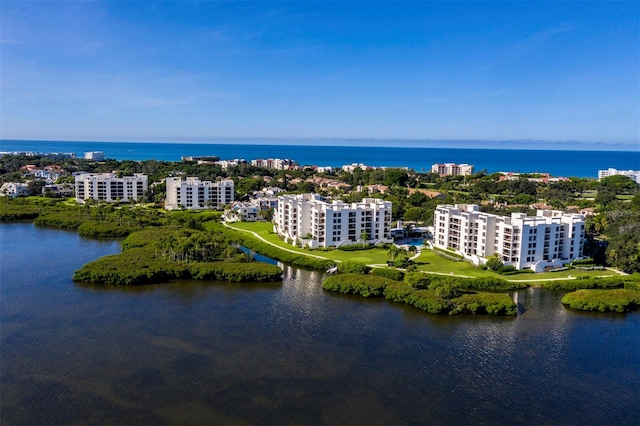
[[1, 1, 638, 149]]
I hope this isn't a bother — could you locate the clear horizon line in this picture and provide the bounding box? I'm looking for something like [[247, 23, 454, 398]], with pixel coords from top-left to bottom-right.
[[1, 137, 638, 152]]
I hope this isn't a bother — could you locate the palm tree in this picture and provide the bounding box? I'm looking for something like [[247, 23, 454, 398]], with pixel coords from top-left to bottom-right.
[[387, 245, 402, 262], [360, 230, 369, 248]]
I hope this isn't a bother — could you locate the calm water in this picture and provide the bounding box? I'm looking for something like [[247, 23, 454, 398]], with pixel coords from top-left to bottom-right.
[[1, 222, 639, 425], [2, 139, 639, 178]]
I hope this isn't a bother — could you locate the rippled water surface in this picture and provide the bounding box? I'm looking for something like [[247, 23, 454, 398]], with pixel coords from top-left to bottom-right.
[[1, 223, 639, 425]]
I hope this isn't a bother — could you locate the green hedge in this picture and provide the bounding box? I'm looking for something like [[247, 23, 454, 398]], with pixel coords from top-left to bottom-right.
[[451, 293, 518, 315], [77, 220, 141, 238], [371, 268, 404, 281], [0, 204, 41, 220], [624, 281, 640, 291], [322, 274, 391, 297], [322, 274, 517, 316], [337, 261, 370, 274], [542, 276, 637, 291], [561, 289, 640, 313], [34, 208, 85, 229]]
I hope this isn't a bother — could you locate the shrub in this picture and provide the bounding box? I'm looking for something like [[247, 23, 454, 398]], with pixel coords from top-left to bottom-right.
[[572, 257, 596, 266], [464, 277, 527, 291], [450, 293, 518, 315], [561, 289, 640, 313], [187, 262, 282, 282], [0, 203, 41, 220], [542, 277, 633, 291], [404, 272, 433, 289], [383, 281, 414, 302], [404, 290, 451, 314], [624, 281, 640, 291], [371, 268, 404, 281], [322, 274, 391, 297], [338, 261, 370, 275], [337, 244, 372, 251], [73, 247, 283, 285], [78, 220, 141, 238], [122, 226, 180, 251], [496, 265, 517, 275], [34, 208, 85, 229]]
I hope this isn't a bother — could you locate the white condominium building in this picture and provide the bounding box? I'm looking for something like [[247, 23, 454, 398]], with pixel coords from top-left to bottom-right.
[[275, 193, 393, 248], [164, 177, 234, 210], [251, 158, 296, 170], [431, 163, 474, 176], [433, 204, 585, 272], [84, 151, 105, 161], [75, 173, 148, 204], [597, 168, 640, 183]]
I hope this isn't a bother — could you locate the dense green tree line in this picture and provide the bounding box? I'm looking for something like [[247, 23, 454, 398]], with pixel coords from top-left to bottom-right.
[[322, 273, 518, 315]]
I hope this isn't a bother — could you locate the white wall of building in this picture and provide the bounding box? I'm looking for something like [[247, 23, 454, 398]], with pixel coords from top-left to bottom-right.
[[431, 163, 474, 176], [275, 193, 393, 248], [165, 177, 234, 210], [0, 182, 30, 197], [597, 168, 640, 183], [84, 151, 105, 161], [75, 173, 148, 204], [433, 204, 585, 272]]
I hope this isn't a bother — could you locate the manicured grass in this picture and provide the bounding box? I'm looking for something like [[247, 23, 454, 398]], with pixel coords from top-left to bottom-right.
[[413, 250, 492, 278], [225, 221, 392, 264], [225, 221, 629, 282]]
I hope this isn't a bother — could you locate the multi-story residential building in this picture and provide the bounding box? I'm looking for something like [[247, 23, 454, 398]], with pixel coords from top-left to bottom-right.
[[0, 182, 30, 197], [84, 151, 105, 161], [164, 177, 234, 210], [251, 158, 296, 170], [597, 168, 640, 183], [431, 163, 474, 177], [275, 193, 393, 248], [43, 183, 74, 198], [227, 201, 260, 222], [75, 173, 148, 204], [433, 204, 585, 272]]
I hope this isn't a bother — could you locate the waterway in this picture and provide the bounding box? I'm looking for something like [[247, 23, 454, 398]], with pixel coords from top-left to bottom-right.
[[1, 222, 638, 425]]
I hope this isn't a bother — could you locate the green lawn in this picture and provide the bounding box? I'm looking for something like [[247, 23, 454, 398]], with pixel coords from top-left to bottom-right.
[[226, 221, 392, 264], [225, 221, 622, 281]]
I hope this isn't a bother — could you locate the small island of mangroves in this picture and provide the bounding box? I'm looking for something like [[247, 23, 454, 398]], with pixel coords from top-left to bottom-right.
[[322, 272, 521, 315], [73, 225, 283, 285]]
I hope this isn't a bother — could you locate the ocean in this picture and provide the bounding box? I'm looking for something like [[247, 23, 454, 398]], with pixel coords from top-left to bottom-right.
[[1, 139, 639, 178]]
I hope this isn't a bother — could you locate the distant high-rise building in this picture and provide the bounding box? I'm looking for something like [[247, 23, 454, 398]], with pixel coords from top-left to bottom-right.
[[597, 168, 640, 183], [431, 163, 474, 176], [84, 151, 105, 161]]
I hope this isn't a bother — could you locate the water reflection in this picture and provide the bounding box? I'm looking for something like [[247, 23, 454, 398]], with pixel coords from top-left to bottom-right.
[[1, 223, 639, 425]]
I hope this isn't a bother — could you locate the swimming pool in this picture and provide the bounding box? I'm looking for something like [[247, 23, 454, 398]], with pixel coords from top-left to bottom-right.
[[395, 238, 426, 247]]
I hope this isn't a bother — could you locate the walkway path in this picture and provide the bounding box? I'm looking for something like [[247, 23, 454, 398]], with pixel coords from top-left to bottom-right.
[[223, 222, 334, 261]]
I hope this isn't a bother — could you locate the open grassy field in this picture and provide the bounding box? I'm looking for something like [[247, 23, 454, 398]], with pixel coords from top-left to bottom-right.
[[226, 221, 623, 281]]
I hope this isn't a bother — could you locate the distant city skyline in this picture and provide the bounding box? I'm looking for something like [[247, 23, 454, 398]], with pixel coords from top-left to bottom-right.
[[1, 1, 638, 149]]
